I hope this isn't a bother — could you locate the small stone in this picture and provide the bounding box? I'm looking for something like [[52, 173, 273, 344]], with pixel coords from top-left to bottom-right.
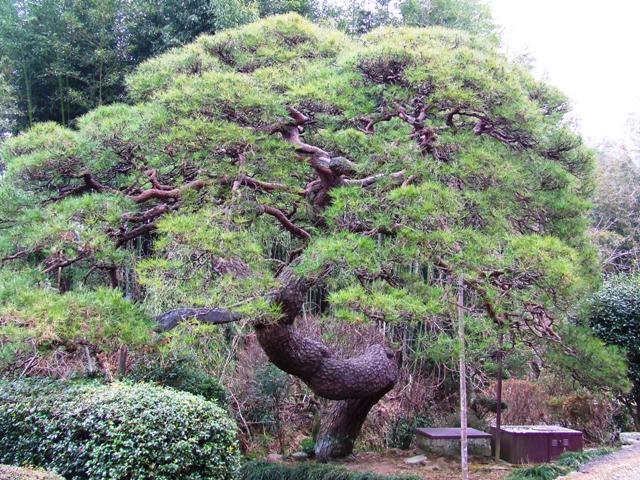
[[291, 452, 309, 461], [405, 454, 428, 465], [620, 432, 640, 445], [265, 453, 284, 463]]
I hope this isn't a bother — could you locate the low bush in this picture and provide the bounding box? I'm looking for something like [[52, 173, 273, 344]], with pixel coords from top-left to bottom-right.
[[499, 379, 550, 425], [548, 393, 618, 443], [505, 448, 613, 480], [0, 379, 240, 479], [239, 461, 420, 480], [555, 449, 613, 469], [245, 364, 292, 453], [506, 463, 567, 480], [300, 437, 316, 456], [385, 413, 431, 450]]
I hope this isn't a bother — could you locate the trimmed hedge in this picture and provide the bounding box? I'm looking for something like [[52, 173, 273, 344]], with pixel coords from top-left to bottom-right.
[[239, 461, 421, 480], [0, 380, 240, 479]]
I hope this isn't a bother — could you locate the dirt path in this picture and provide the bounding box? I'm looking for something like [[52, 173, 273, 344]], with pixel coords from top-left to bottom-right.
[[560, 444, 640, 480]]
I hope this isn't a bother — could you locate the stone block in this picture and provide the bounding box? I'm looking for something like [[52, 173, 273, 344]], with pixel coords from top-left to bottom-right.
[[620, 432, 640, 445]]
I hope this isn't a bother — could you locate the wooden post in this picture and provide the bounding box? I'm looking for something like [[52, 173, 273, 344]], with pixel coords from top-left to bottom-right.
[[457, 275, 469, 480], [495, 332, 504, 462]]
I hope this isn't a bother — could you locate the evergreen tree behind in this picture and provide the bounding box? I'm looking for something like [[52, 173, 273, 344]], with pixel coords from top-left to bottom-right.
[[0, 0, 496, 131]]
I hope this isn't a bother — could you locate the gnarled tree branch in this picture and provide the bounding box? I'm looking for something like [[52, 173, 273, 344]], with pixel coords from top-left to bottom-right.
[[220, 175, 304, 195], [256, 204, 311, 240], [130, 179, 206, 203], [344, 170, 405, 187], [155, 307, 242, 331]]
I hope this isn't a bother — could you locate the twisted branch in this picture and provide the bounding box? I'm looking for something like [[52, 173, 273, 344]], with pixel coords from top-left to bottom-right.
[[257, 205, 311, 240]]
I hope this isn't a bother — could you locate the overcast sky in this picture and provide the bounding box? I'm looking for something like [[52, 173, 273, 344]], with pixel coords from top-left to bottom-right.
[[487, 0, 640, 144]]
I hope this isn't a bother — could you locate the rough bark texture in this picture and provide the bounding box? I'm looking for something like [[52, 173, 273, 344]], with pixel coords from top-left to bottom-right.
[[155, 307, 241, 331], [314, 396, 388, 461], [255, 324, 398, 400]]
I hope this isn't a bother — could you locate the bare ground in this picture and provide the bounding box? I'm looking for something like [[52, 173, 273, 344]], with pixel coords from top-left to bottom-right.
[[560, 444, 640, 480], [0, 465, 62, 480], [337, 450, 514, 480]]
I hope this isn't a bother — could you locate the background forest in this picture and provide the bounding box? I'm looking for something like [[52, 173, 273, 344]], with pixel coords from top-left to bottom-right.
[[0, 1, 639, 479]]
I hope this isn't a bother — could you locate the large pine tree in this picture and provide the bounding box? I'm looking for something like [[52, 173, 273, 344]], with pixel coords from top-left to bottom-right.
[[0, 14, 599, 459]]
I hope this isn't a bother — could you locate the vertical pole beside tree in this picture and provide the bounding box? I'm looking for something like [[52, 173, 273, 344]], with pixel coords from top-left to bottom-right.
[[495, 332, 504, 462], [457, 275, 469, 480]]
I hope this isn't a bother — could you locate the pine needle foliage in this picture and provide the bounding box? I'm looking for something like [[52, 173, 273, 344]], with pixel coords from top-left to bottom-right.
[[0, 14, 612, 382]]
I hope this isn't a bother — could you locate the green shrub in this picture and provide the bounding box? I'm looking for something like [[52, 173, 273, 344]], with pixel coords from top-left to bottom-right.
[[506, 464, 567, 480], [300, 437, 316, 456], [245, 364, 292, 453], [239, 461, 420, 480], [129, 355, 227, 404], [0, 379, 240, 479], [555, 448, 613, 469], [385, 414, 431, 450], [506, 448, 613, 480]]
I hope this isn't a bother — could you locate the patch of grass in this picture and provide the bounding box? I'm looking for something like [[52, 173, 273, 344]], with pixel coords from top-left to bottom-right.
[[506, 448, 614, 480], [506, 464, 567, 480], [239, 461, 421, 480]]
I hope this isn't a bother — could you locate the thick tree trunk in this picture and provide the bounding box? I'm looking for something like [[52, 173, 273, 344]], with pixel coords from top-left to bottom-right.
[[314, 396, 386, 461], [255, 324, 398, 400], [156, 265, 400, 460], [255, 323, 399, 459]]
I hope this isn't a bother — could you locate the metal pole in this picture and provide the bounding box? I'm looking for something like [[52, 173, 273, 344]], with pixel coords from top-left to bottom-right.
[[458, 275, 468, 480], [495, 332, 504, 462]]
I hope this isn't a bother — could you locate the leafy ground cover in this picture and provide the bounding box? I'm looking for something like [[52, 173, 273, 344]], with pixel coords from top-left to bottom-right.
[[505, 449, 613, 480]]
